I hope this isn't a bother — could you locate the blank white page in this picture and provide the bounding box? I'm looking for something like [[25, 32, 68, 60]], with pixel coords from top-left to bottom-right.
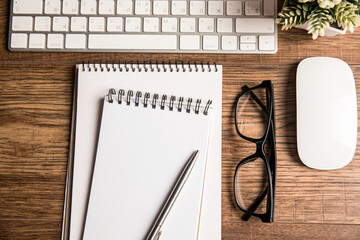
[[68, 63, 222, 240], [83, 96, 212, 239]]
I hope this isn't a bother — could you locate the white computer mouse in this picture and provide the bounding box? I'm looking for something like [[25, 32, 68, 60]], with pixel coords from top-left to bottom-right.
[[297, 57, 358, 170]]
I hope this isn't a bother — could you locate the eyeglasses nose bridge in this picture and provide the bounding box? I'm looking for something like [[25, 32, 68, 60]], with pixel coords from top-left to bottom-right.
[[255, 141, 266, 157]]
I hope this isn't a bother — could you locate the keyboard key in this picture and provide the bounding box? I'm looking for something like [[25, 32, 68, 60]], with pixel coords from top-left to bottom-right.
[[264, 0, 275, 16], [89, 17, 105, 32], [53, 17, 70, 32], [240, 43, 256, 50], [125, 17, 141, 32], [180, 18, 196, 32], [172, 1, 187, 15], [12, 16, 33, 31], [203, 35, 218, 50], [227, 1, 242, 15], [236, 18, 274, 33], [144, 18, 160, 32], [29, 34, 46, 49], [180, 35, 200, 50], [81, 0, 97, 15], [107, 17, 123, 32], [162, 18, 177, 32], [13, 0, 43, 14], [135, 0, 151, 15], [35, 17, 51, 32], [240, 35, 256, 43], [259, 35, 275, 50], [217, 18, 232, 33], [208, 1, 223, 15], [11, 33, 28, 48], [199, 18, 215, 32], [221, 36, 237, 50], [63, 0, 79, 14], [245, 1, 261, 16], [45, 0, 61, 14], [88, 34, 177, 49], [48, 34, 64, 48], [71, 17, 87, 32], [153, 1, 168, 15], [117, 0, 133, 15], [190, 1, 205, 15], [99, 0, 115, 14], [65, 34, 86, 49]]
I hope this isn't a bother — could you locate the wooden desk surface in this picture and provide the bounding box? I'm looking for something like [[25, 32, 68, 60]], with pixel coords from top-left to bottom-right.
[[1, 0, 360, 239]]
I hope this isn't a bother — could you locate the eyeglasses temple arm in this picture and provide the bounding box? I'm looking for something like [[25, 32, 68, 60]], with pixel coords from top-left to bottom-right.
[[242, 85, 268, 113], [241, 185, 268, 221]]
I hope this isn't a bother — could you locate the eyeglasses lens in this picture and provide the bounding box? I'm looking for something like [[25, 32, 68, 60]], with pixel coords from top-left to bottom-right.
[[236, 88, 269, 139], [235, 157, 269, 214]]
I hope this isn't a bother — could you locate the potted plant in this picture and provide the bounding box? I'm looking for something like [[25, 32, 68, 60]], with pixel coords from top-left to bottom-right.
[[276, 0, 360, 39]]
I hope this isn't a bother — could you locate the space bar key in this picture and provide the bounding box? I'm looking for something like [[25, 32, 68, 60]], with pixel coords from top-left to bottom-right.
[[88, 34, 177, 50]]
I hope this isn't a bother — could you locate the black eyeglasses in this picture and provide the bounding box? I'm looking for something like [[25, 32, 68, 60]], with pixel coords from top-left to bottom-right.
[[233, 80, 277, 223]]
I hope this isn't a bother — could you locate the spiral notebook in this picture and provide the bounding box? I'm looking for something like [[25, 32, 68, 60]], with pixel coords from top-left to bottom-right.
[[83, 89, 213, 239], [62, 62, 222, 240]]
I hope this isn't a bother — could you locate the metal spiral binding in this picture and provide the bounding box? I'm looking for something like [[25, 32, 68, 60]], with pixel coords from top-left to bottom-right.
[[107, 89, 212, 115], [118, 89, 125, 104], [169, 96, 176, 111], [204, 100, 212, 115], [152, 94, 159, 109], [135, 91, 142, 107], [126, 90, 133, 105], [195, 99, 201, 114], [177, 97, 184, 112], [80, 61, 217, 72], [107, 88, 116, 103], [186, 98, 192, 113], [144, 92, 150, 107], [160, 95, 167, 110]]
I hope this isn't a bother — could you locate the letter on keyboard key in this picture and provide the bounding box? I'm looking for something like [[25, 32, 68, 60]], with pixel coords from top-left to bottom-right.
[[35, 17, 51, 32], [190, 1, 205, 15], [13, 0, 43, 14], [172, 1, 187, 15], [81, 0, 97, 14], [180, 35, 200, 50], [208, 1, 223, 15], [63, 0, 79, 14], [245, 1, 261, 16], [153, 1, 168, 15], [11, 33, 28, 48], [45, 0, 61, 14], [236, 18, 274, 33], [162, 18, 177, 32], [125, 17, 141, 32], [99, 0, 115, 14], [135, 0, 151, 15], [227, 1, 242, 15], [117, 0, 133, 15], [107, 17, 123, 32], [66, 34, 86, 49], [88, 35, 177, 49]]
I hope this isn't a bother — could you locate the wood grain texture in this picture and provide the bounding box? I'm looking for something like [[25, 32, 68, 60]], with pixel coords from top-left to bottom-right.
[[1, 0, 360, 239]]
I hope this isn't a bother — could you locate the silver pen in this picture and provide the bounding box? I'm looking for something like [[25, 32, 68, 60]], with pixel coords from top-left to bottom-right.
[[146, 150, 200, 240]]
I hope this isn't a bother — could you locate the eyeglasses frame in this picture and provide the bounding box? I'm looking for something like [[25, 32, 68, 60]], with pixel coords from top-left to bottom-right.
[[233, 80, 277, 223]]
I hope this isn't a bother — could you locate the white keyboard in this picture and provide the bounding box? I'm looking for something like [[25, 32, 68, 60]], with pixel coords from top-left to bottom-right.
[[9, 0, 277, 54]]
